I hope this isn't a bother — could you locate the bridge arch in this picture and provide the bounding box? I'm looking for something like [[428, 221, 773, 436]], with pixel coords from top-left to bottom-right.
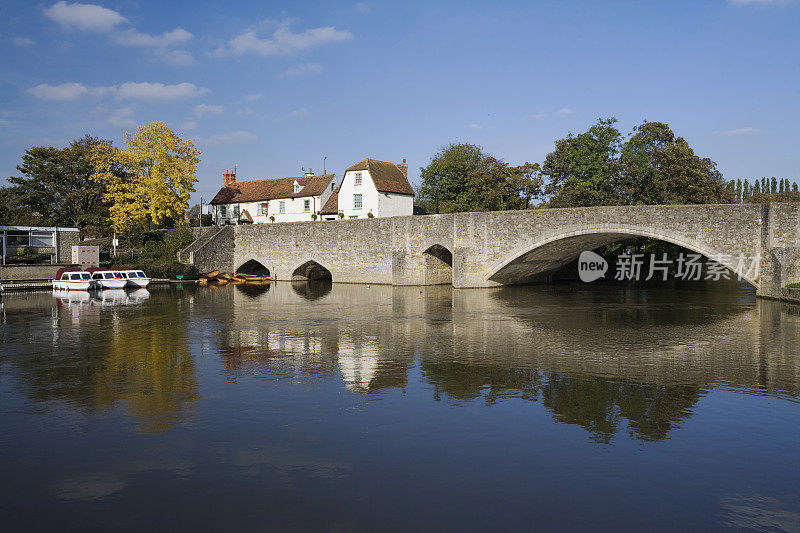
[[292, 260, 333, 282], [236, 259, 270, 277], [423, 244, 453, 285], [486, 225, 759, 288]]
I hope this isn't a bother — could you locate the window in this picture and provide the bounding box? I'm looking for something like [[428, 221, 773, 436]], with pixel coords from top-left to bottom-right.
[[354, 172, 362, 186], [349, 215, 358, 219], [233, 205, 239, 217], [61, 274, 68, 280], [353, 193, 362, 210], [220, 206, 227, 218], [279, 201, 286, 214], [304, 199, 310, 212], [258, 202, 267, 215], [331, 182, 335, 191], [127, 272, 138, 278], [136, 271, 145, 277], [81, 274, 91, 280], [70, 274, 81, 280], [294, 183, 301, 193], [104, 273, 114, 279]]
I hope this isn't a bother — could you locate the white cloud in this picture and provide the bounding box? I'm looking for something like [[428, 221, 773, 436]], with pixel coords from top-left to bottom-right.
[[245, 93, 264, 101], [112, 82, 208, 101], [194, 103, 224, 117], [12, 36, 34, 47], [28, 81, 208, 101], [27, 82, 88, 100], [196, 131, 258, 145], [529, 108, 576, 120], [354, 2, 371, 13], [290, 108, 309, 118], [181, 120, 198, 131], [113, 28, 192, 47], [44, 1, 127, 32], [155, 49, 195, 66], [237, 108, 255, 116], [723, 127, 760, 135], [280, 62, 322, 77], [216, 22, 353, 57], [44, 2, 192, 66], [468, 123, 481, 130], [107, 106, 135, 127]]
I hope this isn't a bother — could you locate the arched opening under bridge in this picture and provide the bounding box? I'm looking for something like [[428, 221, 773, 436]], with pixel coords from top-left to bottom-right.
[[292, 260, 333, 282], [486, 229, 759, 290], [423, 244, 453, 285], [236, 259, 270, 277]]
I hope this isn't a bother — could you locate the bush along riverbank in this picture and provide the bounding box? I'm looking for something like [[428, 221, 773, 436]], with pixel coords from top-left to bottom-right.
[[108, 227, 198, 279]]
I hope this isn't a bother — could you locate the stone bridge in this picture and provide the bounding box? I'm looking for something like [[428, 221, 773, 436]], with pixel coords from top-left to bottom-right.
[[181, 203, 800, 299]]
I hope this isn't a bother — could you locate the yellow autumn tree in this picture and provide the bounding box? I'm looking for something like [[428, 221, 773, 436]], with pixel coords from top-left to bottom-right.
[[91, 121, 200, 233]]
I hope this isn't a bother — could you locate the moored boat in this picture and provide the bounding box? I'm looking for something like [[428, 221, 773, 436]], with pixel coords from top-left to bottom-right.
[[53, 267, 93, 290], [121, 269, 150, 288], [88, 267, 127, 289]]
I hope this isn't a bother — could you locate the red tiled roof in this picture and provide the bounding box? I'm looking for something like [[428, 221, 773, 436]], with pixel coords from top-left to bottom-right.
[[210, 174, 335, 205], [320, 191, 338, 215], [345, 158, 415, 195]]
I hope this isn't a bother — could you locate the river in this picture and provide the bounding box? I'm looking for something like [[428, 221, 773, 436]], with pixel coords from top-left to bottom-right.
[[0, 282, 798, 531]]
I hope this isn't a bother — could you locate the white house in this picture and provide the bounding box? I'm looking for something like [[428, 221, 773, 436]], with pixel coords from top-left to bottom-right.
[[320, 158, 414, 220], [210, 169, 338, 225]]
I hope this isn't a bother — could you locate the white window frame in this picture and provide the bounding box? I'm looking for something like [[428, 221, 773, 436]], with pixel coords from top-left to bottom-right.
[[353, 193, 362, 210], [294, 183, 301, 193], [220, 206, 227, 218], [279, 201, 286, 214], [354, 172, 362, 186], [303, 199, 310, 212], [258, 202, 267, 215]]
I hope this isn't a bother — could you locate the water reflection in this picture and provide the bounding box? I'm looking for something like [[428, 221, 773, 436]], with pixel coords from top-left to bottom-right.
[[2, 288, 196, 434], [206, 281, 800, 443]]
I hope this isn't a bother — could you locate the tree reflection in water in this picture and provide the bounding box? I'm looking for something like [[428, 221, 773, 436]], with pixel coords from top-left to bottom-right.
[[1, 289, 197, 434]]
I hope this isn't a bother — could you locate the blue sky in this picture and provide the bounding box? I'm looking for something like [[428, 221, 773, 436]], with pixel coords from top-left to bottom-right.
[[1, 0, 798, 204]]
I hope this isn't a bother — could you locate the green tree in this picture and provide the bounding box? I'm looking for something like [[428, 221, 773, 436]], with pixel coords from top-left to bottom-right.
[[617, 121, 732, 205], [793, 182, 798, 193], [543, 118, 623, 207], [4, 136, 113, 234], [417, 144, 542, 213], [736, 179, 742, 202]]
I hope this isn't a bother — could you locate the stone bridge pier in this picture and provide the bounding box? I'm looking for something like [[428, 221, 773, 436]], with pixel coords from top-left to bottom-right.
[[182, 203, 800, 300]]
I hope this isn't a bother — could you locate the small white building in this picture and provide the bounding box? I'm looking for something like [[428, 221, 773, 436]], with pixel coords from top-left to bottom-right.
[[320, 158, 415, 220], [210, 170, 338, 225]]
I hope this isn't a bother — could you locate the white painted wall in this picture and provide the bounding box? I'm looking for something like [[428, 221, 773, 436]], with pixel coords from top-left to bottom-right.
[[214, 175, 338, 224], [338, 170, 380, 219], [379, 192, 415, 217]]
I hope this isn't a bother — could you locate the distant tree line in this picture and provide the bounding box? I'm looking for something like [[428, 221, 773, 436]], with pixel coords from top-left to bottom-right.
[[416, 118, 798, 213], [728, 177, 799, 203]]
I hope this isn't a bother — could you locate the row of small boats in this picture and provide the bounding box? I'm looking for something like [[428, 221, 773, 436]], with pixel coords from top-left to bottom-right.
[[198, 270, 270, 286], [53, 267, 150, 291]]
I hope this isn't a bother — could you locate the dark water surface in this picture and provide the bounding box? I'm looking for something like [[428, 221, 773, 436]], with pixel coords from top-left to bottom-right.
[[0, 282, 798, 532]]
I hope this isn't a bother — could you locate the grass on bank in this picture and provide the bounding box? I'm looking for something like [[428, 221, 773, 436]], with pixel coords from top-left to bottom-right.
[[787, 282, 800, 289]]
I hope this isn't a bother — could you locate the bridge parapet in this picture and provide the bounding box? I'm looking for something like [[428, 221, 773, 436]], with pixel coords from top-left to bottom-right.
[[181, 203, 800, 299]]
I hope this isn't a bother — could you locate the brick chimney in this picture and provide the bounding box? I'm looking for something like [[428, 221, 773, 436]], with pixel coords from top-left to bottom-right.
[[223, 169, 236, 186], [395, 158, 408, 179]]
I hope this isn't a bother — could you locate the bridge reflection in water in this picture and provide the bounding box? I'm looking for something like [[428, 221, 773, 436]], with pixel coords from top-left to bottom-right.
[[1, 281, 799, 530], [202, 280, 799, 444]]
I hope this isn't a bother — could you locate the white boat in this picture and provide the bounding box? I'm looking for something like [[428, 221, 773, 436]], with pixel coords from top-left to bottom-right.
[[89, 269, 127, 289], [121, 269, 151, 288], [53, 268, 93, 290]]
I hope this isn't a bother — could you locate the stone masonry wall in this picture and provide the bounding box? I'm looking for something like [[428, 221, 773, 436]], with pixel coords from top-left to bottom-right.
[[187, 203, 800, 298]]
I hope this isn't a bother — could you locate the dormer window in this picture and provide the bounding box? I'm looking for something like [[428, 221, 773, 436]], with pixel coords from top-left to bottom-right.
[[294, 181, 302, 193], [354, 172, 362, 186]]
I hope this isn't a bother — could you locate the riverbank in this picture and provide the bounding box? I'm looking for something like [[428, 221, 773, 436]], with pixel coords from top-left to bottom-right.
[[0, 278, 187, 292]]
